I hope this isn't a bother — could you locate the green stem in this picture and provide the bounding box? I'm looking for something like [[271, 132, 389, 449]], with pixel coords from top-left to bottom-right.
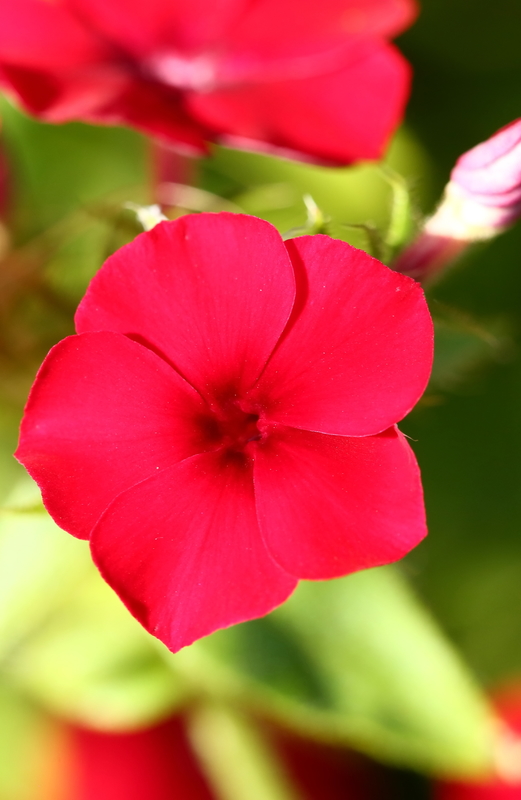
[[187, 703, 305, 800]]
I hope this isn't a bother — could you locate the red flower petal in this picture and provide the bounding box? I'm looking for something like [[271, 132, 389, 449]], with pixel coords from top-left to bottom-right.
[[75, 214, 296, 405], [90, 451, 297, 652], [253, 425, 426, 580], [16, 332, 209, 540], [225, 0, 417, 55], [0, 62, 131, 123], [0, 0, 105, 71], [187, 43, 411, 164], [250, 235, 433, 436], [93, 79, 209, 154], [70, 719, 213, 800], [66, 0, 248, 56], [335, 0, 418, 38]]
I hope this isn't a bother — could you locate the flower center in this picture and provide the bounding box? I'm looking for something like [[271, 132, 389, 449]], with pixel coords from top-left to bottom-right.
[[200, 401, 266, 454]]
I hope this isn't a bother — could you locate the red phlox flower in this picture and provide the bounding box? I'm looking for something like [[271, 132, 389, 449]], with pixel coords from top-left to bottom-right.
[[65, 718, 213, 800], [0, 0, 417, 164], [16, 213, 433, 652]]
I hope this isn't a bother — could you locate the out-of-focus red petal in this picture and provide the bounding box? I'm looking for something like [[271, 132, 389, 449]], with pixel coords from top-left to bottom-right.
[[249, 235, 433, 436], [225, 0, 418, 53], [94, 79, 209, 153], [66, 0, 248, 56], [75, 214, 295, 405], [16, 332, 209, 540], [0, 0, 106, 70], [435, 783, 521, 799], [90, 450, 297, 652], [70, 718, 213, 800], [336, 0, 418, 38], [0, 62, 128, 122], [254, 425, 426, 579], [187, 43, 411, 164]]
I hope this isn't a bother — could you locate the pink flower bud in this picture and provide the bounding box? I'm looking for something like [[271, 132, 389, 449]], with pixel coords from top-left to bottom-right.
[[394, 119, 521, 282], [452, 119, 521, 221]]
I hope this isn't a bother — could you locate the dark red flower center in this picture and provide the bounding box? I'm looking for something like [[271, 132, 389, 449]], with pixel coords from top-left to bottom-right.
[[200, 400, 267, 455]]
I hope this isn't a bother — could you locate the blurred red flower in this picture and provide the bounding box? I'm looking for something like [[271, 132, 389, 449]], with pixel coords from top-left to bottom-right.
[[0, 0, 417, 164], [67, 719, 213, 800], [435, 684, 521, 799], [40, 716, 398, 800], [277, 729, 394, 799], [16, 213, 432, 652]]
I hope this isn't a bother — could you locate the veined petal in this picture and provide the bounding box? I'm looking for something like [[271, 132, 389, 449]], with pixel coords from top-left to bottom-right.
[[90, 451, 297, 652], [16, 332, 209, 540], [75, 214, 296, 405], [187, 43, 411, 165], [250, 235, 433, 436], [254, 425, 426, 580]]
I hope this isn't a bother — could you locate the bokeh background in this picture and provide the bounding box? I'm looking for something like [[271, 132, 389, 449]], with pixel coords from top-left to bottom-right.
[[1, 0, 521, 797]]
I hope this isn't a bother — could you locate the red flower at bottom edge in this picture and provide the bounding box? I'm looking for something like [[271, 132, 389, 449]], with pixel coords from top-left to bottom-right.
[[435, 685, 521, 799], [69, 719, 213, 800], [53, 716, 395, 800], [16, 213, 433, 652]]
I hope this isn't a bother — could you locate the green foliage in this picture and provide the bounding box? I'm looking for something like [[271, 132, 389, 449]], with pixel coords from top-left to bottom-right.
[[0, 482, 185, 730], [7, 574, 186, 730], [171, 569, 494, 778]]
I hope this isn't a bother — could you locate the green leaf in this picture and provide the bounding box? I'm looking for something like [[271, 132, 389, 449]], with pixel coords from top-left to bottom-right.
[[0, 681, 47, 800], [0, 98, 148, 239], [273, 569, 494, 777], [7, 570, 186, 731], [0, 481, 185, 729], [0, 403, 26, 506], [171, 568, 494, 778], [0, 494, 91, 660]]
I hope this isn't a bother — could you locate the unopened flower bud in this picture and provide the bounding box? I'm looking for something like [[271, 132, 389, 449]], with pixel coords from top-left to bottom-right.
[[394, 119, 521, 282]]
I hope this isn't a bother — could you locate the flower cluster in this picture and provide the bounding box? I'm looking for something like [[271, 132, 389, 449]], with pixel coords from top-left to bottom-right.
[[0, 0, 417, 164], [16, 213, 433, 652]]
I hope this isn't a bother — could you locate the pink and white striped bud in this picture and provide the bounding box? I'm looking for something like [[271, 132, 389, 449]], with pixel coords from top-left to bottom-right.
[[394, 119, 521, 282]]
